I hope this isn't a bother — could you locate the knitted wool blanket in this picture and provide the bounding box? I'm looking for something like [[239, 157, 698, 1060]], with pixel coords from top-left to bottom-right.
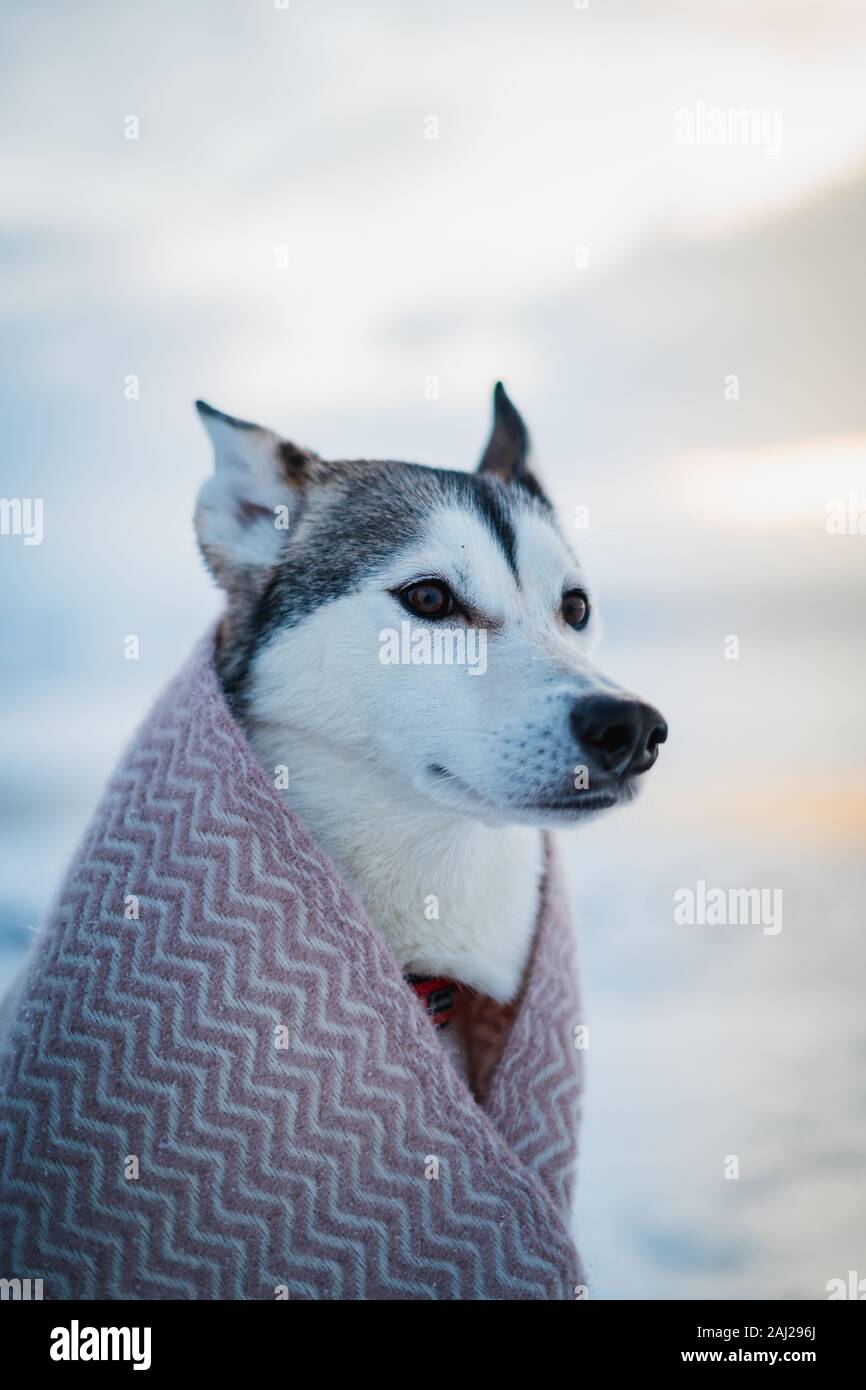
[[0, 629, 585, 1300]]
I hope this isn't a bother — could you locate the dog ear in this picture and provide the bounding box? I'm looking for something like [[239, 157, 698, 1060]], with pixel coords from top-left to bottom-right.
[[194, 400, 319, 586], [477, 382, 545, 498]]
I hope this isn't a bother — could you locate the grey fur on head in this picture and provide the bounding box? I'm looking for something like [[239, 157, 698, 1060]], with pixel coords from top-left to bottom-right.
[[196, 383, 553, 706]]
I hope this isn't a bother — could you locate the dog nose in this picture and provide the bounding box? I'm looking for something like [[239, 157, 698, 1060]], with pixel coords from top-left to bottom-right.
[[571, 695, 668, 777]]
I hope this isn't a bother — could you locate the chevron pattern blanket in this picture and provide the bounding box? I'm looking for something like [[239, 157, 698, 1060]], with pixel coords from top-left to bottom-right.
[[0, 629, 585, 1300]]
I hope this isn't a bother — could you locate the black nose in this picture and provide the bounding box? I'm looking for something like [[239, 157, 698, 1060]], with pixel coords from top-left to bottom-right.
[[571, 695, 668, 777]]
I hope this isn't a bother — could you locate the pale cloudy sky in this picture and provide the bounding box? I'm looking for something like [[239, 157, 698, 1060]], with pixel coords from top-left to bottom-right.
[[3, 0, 866, 613]]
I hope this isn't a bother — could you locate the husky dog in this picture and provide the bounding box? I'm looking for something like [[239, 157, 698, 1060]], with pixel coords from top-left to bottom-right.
[[194, 385, 666, 1010]]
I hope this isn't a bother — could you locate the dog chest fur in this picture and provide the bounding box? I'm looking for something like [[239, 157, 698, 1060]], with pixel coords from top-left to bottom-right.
[[247, 678, 545, 1001]]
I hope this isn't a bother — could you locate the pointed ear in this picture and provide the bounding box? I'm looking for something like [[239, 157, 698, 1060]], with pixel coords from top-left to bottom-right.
[[194, 400, 319, 587], [477, 382, 545, 497]]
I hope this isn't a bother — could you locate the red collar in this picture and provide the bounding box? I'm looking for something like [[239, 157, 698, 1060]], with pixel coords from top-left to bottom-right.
[[406, 975, 459, 1028]]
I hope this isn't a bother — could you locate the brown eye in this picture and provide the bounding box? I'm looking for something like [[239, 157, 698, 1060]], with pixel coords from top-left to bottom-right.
[[562, 589, 589, 630], [400, 580, 455, 620]]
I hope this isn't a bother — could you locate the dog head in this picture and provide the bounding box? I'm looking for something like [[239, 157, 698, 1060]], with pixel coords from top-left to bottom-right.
[[195, 385, 667, 828]]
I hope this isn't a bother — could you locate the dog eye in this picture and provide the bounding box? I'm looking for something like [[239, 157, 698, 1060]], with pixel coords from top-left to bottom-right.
[[399, 580, 456, 620], [562, 589, 590, 630]]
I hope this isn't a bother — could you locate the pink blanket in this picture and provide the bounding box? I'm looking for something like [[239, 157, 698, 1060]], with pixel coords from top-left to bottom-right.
[[0, 629, 585, 1299]]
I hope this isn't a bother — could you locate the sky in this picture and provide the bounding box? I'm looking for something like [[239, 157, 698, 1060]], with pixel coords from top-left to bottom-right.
[[1, 0, 865, 1298]]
